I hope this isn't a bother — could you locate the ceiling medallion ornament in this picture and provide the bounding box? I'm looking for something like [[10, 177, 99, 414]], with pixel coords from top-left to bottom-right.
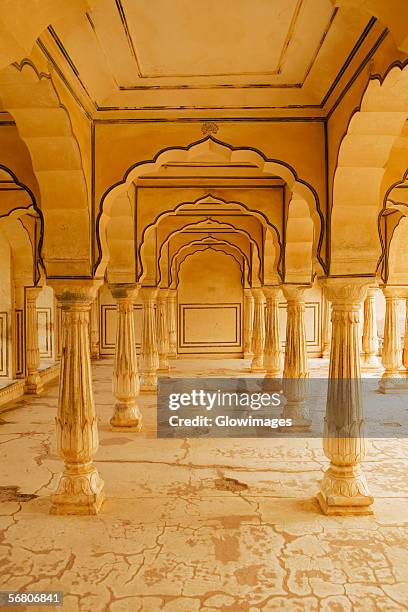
[[201, 121, 219, 136]]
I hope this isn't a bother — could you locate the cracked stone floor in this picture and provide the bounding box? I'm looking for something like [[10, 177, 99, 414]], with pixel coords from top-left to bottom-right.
[[1, 358, 408, 611]]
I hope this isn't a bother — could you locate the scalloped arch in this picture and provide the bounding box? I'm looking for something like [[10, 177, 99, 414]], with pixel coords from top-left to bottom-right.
[[95, 136, 325, 277]]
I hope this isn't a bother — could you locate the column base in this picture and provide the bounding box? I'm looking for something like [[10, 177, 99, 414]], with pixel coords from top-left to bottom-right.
[[361, 354, 381, 371], [250, 367, 266, 374], [282, 403, 311, 432], [378, 372, 408, 394], [317, 464, 374, 516], [50, 463, 105, 516], [110, 403, 142, 432], [264, 369, 281, 378], [140, 373, 158, 393], [24, 373, 44, 395]]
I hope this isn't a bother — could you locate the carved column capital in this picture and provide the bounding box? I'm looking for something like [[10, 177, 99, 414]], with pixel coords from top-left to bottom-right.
[[25, 286, 43, 302], [49, 279, 103, 308], [251, 287, 265, 301], [109, 282, 139, 302], [282, 284, 308, 303], [382, 285, 406, 300], [263, 285, 282, 301], [322, 278, 370, 306], [139, 286, 159, 304]]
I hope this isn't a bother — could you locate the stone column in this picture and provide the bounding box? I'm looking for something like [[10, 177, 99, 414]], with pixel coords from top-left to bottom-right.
[[263, 286, 281, 377], [109, 283, 142, 431], [90, 293, 100, 360], [321, 290, 331, 358], [157, 288, 170, 371], [167, 289, 177, 359], [251, 288, 266, 372], [317, 279, 373, 516], [49, 280, 105, 515], [361, 287, 380, 370], [243, 288, 254, 359], [140, 286, 159, 392], [403, 298, 408, 374], [24, 286, 44, 394], [379, 286, 403, 392], [282, 285, 310, 430]]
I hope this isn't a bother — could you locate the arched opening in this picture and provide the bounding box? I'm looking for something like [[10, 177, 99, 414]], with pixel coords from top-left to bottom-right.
[[330, 64, 408, 275]]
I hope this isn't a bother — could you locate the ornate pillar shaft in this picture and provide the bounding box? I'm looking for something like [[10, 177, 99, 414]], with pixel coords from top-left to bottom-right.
[[243, 288, 254, 359], [109, 283, 142, 431], [157, 288, 170, 371], [24, 286, 43, 394], [90, 293, 100, 360], [167, 289, 177, 358], [321, 290, 331, 358], [361, 287, 380, 370], [251, 288, 266, 372], [282, 286, 310, 430], [49, 281, 104, 515], [263, 286, 281, 377], [140, 287, 159, 392], [403, 299, 408, 372], [379, 286, 403, 392], [317, 279, 373, 516]]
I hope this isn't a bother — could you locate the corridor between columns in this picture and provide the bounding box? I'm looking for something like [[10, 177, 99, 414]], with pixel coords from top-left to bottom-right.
[[1, 1, 408, 608]]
